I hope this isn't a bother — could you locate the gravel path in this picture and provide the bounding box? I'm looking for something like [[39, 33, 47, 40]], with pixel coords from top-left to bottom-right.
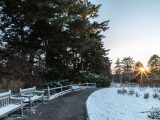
[[23, 88, 98, 120]]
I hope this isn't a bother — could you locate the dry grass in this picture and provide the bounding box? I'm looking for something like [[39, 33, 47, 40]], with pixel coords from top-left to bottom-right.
[[0, 78, 25, 92], [139, 79, 160, 87]]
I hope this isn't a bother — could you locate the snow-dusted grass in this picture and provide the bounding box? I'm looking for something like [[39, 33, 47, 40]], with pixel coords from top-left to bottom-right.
[[87, 86, 160, 120]]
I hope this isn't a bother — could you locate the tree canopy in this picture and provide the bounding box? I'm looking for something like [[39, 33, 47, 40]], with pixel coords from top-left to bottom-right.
[[0, 0, 111, 88], [121, 56, 134, 73]]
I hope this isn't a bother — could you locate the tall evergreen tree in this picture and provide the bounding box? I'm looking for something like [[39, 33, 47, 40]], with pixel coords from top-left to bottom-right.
[[121, 56, 134, 73], [0, 0, 111, 88], [113, 58, 122, 83], [114, 58, 122, 74], [147, 54, 160, 77], [121, 56, 134, 83]]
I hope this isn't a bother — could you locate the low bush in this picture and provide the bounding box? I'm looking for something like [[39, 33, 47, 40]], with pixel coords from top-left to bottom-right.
[[0, 78, 25, 92], [117, 88, 127, 94], [144, 93, 150, 99], [154, 89, 160, 93], [148, 108, 160, 119], [97, 79, 111, 87], [136, 92, 140, 97], [128, 89, 135, 96], [153, 92, 159, 99], [117, 89, 122, 94], [79, 71, 111, 87]]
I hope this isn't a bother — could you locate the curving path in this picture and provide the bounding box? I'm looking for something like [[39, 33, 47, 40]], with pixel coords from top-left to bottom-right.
[[23, 88, 98, 120]]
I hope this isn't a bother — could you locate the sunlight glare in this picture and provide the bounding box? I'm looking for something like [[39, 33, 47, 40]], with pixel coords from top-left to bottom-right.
[[140, 67, 145, 72]]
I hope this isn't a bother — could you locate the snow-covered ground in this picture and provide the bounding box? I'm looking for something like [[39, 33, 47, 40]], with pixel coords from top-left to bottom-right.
[[86, 85, 160, 120]]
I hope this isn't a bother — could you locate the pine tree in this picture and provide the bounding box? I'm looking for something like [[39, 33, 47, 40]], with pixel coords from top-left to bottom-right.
[[114, 58, 122, 83], [121, 56, 134, 83], [114, 58, 122, 74], [121, 57, 134, 73], [0, 0, 112, 87], [147, 54, 160, 78]]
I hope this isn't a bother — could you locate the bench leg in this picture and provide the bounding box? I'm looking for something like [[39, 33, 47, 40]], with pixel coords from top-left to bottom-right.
[[42, 97, 44, 104], [24, 97, 32, 111], [29, 98, 32, 111], [21, 105, 24, 117], [42, 94, 44, 103], [29, 101, 32, 111]]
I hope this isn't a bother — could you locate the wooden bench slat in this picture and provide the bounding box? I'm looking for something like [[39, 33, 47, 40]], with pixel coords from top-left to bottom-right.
[[20, 86, 44, 110], [0, 91, 23, 119]]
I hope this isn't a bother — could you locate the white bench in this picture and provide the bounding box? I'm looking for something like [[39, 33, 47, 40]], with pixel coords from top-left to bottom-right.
[[20, 86, 44, 110], [0, 90, 23, 119]]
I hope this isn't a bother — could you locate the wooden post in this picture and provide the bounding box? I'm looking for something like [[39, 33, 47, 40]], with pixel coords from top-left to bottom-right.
[[79, 82, 81, 89], [42, 92, 44, 103], [71, 83, 73, 91], [47, 86, 50, 99], [9, 90, 11, 104], [29, 97, 32, 111], [21, 101, 24, 117], [61, 84, 63, 92]]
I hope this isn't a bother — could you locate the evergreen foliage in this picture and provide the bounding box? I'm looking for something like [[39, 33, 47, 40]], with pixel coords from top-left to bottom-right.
[[121, 56, 134, 73], [114, 58, 122, 74], [0, 0, 111, 88], [147, 54, 160, 77]]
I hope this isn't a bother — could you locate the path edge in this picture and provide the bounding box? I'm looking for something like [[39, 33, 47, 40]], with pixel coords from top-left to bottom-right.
[[86, 89, 99, 120]]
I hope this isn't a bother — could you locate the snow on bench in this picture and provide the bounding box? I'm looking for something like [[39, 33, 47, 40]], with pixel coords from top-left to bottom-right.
[[0, 90, 23, 119], [20, 86, 44, 110]]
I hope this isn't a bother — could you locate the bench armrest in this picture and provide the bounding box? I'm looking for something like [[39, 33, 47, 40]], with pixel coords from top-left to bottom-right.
[[35, 90, 45, 94], [10, 97, 24, 104], [20, 94, 33, 98], [10, 97, 24, 101], [35, 90, 45, 96]]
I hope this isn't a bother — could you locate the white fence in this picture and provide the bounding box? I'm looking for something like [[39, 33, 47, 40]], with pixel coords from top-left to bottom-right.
[[43, 82, 96, 100], [0, 82, 96, 119]]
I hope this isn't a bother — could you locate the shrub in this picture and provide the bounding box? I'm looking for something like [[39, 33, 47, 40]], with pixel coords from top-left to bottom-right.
[[128, 89, 135, 96], [153, 92, 159, 99], [0, 78, 25, 92], [117, 88, 127, 94], [79, 71, 111, 87], [157, 89, 160, 93], [117, 89, 122, 94], [135, 92, 139, 97], [97, 79, 111, 87], [154, 89, 160, 93], [148, 108, 160, 119], [123, 89, 127, 94], [95, 75, 111, 87], [144, 93, 150, 99]]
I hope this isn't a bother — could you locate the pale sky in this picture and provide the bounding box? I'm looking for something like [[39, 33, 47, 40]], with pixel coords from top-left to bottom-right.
[[92, 0, 160, 67]]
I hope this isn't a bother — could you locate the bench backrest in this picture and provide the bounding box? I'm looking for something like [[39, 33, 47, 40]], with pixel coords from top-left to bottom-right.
[[0, 91, 11, 108], [20, 86, 36, 95]]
